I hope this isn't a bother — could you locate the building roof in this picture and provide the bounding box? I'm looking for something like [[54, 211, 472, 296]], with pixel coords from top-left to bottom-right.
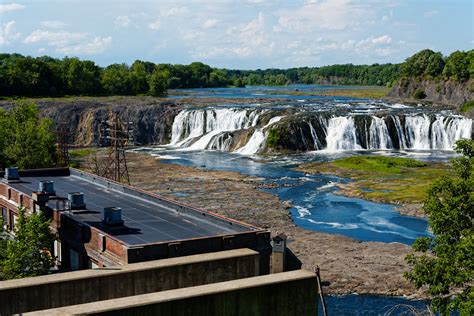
[[6, 169, 260, 246]]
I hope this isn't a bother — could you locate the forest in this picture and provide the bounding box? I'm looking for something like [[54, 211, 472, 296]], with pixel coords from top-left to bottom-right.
[[0, 49, 472, 98]]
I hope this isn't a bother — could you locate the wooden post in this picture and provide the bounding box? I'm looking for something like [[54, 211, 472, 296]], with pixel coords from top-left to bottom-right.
[[314, 266, 328, 316]]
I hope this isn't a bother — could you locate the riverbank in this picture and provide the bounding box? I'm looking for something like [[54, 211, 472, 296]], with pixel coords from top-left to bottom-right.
[[297, 156, 451, 218], [85, 151, 426, 298]]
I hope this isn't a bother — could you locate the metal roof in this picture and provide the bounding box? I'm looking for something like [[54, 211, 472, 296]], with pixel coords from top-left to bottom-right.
[[8, 169, 258, 246]]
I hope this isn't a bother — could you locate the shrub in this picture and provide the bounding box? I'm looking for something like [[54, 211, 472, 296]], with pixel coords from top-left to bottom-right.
[[413, 89, 427, 99]]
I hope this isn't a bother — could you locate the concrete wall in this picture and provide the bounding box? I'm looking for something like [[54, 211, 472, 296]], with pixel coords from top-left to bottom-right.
[[0, 249, 259, 315], [28, 270, 318, 316]]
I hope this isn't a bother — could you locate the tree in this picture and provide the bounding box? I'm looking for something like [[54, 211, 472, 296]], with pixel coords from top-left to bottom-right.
[[101, 63, 132, 95], [148, 68, 169, 96], [443, 51, 470, 81], [0, 102, 57, 169], [405, 139, 474, 315], [401, 49, 445, 78], [1, 207, 55, 280]]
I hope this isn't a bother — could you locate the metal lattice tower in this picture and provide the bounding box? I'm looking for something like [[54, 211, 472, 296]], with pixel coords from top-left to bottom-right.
[[56, 121, 70, 167], [99, 112, 133, 185]]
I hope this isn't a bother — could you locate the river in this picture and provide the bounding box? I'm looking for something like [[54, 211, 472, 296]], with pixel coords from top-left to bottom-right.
[[136, 85, 471, 314]]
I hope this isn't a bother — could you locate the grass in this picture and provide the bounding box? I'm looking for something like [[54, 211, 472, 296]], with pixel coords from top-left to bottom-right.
[[298, 156, 451, 205], [265, 86, 390, 99], [69, 148, 96, 168], [460, 100, 474, 113]]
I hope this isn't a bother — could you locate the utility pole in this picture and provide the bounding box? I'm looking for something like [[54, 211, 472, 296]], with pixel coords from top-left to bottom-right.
[[99, 112, 133, 184], [56, 121, 70, 167]]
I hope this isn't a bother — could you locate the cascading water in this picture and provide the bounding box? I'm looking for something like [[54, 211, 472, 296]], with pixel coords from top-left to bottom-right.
[[168, 107, 472, 154], [236, 116, 284, 155], [169, 108, 262, 149], [325, 116, 362, 151]]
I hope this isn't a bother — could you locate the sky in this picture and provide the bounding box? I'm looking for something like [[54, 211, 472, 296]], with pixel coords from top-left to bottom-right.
[[0, 0, 473, 69]]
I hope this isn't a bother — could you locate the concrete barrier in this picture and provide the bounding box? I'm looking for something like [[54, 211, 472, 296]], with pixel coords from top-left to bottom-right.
[[0, 249, 259, 314], [28, 270, 318, 316]]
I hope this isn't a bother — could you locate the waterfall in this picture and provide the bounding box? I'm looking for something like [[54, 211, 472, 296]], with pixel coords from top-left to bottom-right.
[[169, 108, 261, 149], [369, 116, 392, 150], [236, 116, 284, 155], [325, 117, 362, 151], [168, 108, 472, 154]]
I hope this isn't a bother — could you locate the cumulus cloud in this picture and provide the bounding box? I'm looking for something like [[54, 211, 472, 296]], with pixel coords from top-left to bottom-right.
[[40, 20, 67, 29], [57, 36, 112, 55], [24, 30, 87, 45], [277, 0, 373, 32], [0, 21, 21, 45], [0, 3, 25, 13], [23, 29, 112, 55], [148, 19, 161, 30], [202, 19, 218, 29], [115, 16, 131, 28]]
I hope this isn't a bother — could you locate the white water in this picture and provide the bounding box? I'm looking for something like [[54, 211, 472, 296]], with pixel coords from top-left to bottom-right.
[[169, 108, 262, 149], [168, 108, 472, 153], [236, 116, 284, 155], [325, 116, 363, 151]]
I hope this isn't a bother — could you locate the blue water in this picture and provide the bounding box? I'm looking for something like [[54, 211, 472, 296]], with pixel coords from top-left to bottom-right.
[[320, 295, 430, 315], [168, 84, 368, 101], [138, 148, 435, 245]]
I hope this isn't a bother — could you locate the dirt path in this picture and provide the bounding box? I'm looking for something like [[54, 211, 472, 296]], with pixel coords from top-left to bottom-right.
[[125, 152, 425, 298]]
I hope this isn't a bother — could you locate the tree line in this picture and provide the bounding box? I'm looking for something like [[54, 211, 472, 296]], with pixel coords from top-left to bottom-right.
[[0, 49, 472, 98]]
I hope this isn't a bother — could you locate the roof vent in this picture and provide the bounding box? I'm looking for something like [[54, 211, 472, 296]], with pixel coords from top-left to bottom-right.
[[4, 167, 20, 182], [39, 180, 55, 195], [102, 207, 124, 227], [68, 192, 86, 210]]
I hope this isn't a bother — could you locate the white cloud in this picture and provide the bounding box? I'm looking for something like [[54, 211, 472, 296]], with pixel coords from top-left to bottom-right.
[[0, 3, 25, 13], [148, 19, 161, 30], [24, 30, 87, 46], [277, 0, 373, 32], [202, 19, 218, 29], [371, 35, 392, 44], [115, 16, 131, 28], [57, 36, 112, 55], [40, 20, 67, 29], [162, 6, 188, 17], [23, 29, 112, 55], [424, 10, 438, 17], [0, 21, 21, 45]]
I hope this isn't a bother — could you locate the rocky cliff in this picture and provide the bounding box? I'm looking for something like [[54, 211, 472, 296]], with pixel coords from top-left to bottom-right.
[[0, 97, 182, 146], [388, 78, 473, 109]]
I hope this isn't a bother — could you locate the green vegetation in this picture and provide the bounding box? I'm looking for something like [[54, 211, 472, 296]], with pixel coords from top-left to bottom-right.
[[298, 156, 450, 205], [0, 53, 400, 98], [460, 100, 474, 113], [265, 86, 389, 99], [0, 102, 56, 169], [405, 139, 474, 315], [401, 49, 473, 82], [266, 128, 281, 148], [1, 49, 470, 98], [412, 88, 427, 99], [0, 207, 56, 280]]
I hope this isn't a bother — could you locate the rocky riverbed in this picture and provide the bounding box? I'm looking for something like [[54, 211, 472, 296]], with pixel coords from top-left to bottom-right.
[[115, 151, 426, 298]]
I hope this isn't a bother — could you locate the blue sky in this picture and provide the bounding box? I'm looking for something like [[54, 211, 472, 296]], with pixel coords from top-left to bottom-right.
[[0, 0, 472, 69]]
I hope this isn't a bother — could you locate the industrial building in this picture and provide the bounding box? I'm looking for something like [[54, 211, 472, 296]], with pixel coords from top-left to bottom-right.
[[0, 167, 316, 315], [0, 167, 272, 272]]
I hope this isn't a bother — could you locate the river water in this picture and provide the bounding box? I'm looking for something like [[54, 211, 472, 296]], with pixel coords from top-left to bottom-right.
[[138, 86, 471, 314]]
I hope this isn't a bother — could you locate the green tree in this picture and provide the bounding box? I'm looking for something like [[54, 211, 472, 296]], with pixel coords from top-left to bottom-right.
[[401, 49, 445, 78], [101, 63, 132, 95], [405, 139, 474, 315], [0, 102, 56, 169], [443, 51, 470, 81], [148, 68, 169, 96], [1, 207, 55, 280]]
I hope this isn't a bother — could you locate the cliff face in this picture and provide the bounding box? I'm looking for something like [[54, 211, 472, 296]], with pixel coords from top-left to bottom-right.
[[388, 78, 473, 108], [0, 99, 182, 147]]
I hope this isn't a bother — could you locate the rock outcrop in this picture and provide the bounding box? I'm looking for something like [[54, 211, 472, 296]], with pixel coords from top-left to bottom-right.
[[388, 78, 473, 109]]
